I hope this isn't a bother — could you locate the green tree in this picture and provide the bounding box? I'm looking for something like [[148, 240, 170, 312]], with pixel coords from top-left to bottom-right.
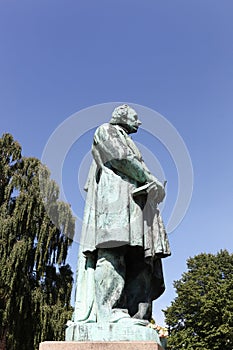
[[0, 133, 75, 350], [164, 250, 233, 350]]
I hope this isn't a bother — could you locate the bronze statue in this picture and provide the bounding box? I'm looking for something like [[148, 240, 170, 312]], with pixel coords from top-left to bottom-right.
[[66, 104, 171, 342]]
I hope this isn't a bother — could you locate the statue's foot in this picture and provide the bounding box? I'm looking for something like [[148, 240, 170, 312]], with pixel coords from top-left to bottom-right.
[[109, 308, 130, 323], [117, 318, 149, 326], [109, 309, 148, 326]]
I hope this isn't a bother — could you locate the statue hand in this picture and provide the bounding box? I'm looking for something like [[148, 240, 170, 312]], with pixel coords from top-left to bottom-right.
[[146, 176, 165, 203], [156, 182, 165, 203]]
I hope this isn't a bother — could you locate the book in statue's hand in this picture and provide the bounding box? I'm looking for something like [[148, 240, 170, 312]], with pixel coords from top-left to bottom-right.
[[132, 181, 157, 197]]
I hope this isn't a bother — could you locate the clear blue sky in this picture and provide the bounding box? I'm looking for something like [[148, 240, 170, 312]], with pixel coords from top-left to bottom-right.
[[1, 0, 233, 326]]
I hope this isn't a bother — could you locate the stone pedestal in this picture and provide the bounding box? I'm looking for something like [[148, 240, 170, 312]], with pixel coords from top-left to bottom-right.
[[39, 341, 164, 350]]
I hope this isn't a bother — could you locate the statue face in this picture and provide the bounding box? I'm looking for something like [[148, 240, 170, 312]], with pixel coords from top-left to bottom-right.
[[123, 108, 142, 134]]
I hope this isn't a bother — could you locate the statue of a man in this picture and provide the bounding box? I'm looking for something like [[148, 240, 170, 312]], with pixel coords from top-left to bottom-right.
[[73, 104, 171, 327]]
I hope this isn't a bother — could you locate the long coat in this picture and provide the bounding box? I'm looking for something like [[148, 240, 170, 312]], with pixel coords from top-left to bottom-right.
[[73, 123, 171, 323]]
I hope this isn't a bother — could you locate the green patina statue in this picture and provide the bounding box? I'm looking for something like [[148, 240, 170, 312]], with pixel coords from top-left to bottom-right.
[[66, 104, 171, 343]]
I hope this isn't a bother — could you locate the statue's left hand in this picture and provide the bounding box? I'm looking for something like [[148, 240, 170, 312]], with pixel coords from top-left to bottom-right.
[[147, 177, 165, 203], [156, 182, 165, 203]]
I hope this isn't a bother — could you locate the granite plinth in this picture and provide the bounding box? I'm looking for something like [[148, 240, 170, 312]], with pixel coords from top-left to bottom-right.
[[39, 341, 164, 350]]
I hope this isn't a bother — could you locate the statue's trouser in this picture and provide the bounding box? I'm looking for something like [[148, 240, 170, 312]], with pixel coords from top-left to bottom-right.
[[94, 246, 153, 322]]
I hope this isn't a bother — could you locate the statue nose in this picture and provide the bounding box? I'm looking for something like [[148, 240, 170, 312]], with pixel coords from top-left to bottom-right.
[[137, 120, 142, 126]]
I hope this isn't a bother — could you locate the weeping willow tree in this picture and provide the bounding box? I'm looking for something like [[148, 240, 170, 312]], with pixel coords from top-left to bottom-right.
[[0, 133, 75, 350]]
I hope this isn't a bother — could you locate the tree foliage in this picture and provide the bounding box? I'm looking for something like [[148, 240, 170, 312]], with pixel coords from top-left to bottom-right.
[[0, 133, 75, 350], [164, 250, 233, 350]]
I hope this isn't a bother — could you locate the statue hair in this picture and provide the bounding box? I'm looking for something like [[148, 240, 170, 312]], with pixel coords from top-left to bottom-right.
[[110, 104, 134, 125]]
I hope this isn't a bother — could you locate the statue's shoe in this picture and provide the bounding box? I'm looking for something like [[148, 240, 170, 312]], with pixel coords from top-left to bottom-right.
[[116, 318, 149, 326], [109, 309, 149, 326]]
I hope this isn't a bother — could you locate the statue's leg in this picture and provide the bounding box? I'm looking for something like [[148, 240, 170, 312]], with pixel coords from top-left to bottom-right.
[[94, 247, 126, 322], [124, 247, 153, 320]]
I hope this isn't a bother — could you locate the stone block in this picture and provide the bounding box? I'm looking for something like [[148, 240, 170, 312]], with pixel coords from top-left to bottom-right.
[[39, 341, 164, 350]]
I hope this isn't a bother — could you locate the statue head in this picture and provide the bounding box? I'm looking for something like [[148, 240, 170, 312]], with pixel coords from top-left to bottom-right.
[[110, 104, 142, 134]]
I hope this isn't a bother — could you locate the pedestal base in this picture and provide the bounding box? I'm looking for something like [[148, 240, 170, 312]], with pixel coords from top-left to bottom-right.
[[65, 323, 161, 343], [39, 341, 164, 350]]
